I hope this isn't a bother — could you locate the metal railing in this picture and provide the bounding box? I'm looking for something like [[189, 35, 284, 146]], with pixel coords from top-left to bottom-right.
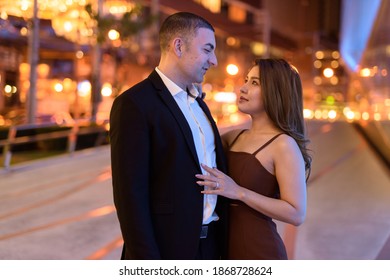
[[0, 121, 108, 170]]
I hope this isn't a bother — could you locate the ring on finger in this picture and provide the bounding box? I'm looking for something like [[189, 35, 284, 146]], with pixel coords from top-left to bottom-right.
[[215, 181, 219, 188]]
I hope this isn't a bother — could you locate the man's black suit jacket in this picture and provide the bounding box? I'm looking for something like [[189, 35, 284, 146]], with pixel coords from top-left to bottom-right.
[[110, 70, 228, 259]]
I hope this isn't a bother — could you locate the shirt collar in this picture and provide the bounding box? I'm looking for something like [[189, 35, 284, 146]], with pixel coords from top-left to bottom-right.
[[155, 67, 184, 97], [187, 84, 201, 99], [155, 67, 201, 99]]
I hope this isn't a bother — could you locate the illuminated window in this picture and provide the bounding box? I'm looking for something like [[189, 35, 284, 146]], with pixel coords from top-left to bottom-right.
[[194, 0, 221, 13], [228, 4, 246, 23]]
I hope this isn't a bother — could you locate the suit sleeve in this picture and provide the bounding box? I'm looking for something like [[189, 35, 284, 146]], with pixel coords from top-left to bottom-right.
[[109, 94, 160, 259]]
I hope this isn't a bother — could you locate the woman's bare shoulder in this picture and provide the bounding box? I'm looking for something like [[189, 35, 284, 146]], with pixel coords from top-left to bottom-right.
[[273, 133, 301, 156]]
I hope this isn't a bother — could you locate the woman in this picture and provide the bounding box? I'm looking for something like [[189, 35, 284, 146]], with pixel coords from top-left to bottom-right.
[[196, 58, 312, 259]]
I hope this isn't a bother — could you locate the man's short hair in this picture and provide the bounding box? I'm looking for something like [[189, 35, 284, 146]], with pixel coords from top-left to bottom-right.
[[159, 12, 214, 52]]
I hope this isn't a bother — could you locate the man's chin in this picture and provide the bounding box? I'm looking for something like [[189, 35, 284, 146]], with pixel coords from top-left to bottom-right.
[[196, 77, 205, 84]]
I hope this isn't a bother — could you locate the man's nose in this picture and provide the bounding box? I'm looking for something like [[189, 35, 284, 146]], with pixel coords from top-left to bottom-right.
[[209, 52, 218, 67]]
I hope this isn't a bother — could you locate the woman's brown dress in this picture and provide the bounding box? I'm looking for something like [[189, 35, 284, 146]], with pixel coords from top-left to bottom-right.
[[227, 131, 288, 259]]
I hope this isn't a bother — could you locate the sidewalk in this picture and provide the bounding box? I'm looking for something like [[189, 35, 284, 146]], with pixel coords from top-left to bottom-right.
[[292, 121, 390, 259], [0, 146, 122, 260], [0, 121, 389, 259]]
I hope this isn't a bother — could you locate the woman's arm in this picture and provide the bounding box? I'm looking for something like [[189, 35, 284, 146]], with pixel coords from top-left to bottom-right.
[[196, 136, 307, 226]]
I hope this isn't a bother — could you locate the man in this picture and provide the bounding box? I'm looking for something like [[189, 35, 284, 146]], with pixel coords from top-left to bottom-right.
[[109, 12, 227, 259]]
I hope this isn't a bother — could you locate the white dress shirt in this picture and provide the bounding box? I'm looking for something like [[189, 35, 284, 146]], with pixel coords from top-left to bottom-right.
[[155, 67, 218, 224]]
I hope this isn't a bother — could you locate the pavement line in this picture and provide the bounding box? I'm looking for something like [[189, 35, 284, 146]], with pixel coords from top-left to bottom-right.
[[0, 169, 111, 221], [0, 205, 116, 241], [0, 167, 110, 200], [307, 141, 366, 185], [84, 236, 123, 260], [376, 232, 390, 260]]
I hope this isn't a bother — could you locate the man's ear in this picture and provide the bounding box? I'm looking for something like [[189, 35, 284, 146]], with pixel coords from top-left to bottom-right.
[[173, 38, 183, 57]]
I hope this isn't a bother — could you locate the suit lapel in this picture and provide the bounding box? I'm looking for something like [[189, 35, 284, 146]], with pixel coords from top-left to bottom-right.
[[148, 71, 200, 168]]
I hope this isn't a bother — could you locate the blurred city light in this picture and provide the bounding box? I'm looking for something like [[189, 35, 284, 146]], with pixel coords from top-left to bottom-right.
[[315, 51, 324, 59], [359, 68, 371, 77], [108, 29, 120, 40], [328, 109, 337, 120], [101, 83, 113, 97], [213, 92, 237, 103], [226, 64, 239, 76], [323, 67, 334, 78], [250, 42, 267, 56], [0, 0, 388, 126], [76, 50, 84, 59], [303, 109, 314, 119], [54, 83, 63, 93], [78, 80, 91, 97]]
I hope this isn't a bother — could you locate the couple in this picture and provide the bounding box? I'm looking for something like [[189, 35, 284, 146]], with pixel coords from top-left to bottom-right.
[[109, 12, 312, 260]]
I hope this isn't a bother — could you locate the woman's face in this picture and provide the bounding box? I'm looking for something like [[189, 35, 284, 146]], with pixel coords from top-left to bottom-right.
[[237, 66, 264, 115]]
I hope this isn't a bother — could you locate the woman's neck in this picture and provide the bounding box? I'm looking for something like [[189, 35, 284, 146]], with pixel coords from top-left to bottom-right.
[[249, 115, 280, 134]]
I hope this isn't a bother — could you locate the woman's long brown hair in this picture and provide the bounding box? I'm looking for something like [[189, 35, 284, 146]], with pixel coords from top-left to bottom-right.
[[255, 58, 312, 179]]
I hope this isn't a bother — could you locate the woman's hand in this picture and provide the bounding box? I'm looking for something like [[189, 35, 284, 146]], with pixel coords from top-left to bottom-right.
[[196, 163, 244, 200]]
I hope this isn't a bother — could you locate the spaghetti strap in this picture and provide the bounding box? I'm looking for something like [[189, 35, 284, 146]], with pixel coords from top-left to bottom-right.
[[229, 130, 247, 148], [252, 133, 284, 156]]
